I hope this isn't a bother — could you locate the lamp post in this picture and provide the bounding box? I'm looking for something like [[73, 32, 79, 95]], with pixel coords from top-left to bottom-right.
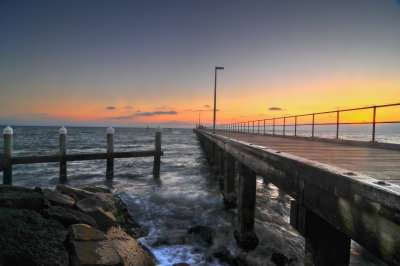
[[213, 66, 224, 133]]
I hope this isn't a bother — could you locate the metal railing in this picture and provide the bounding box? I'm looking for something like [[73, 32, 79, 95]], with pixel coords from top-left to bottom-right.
[[218, 103, 400, 142]]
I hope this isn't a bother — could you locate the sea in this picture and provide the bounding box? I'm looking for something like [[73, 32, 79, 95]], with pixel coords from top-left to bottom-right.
[[0, 125, 397, 266]]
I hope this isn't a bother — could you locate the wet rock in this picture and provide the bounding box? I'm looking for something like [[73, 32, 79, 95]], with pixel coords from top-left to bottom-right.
[[0, 189, 45, 210], [56, 184, 94, 201], [106, 226, 156, 266], [0, 207, 68, 266], [76, 198, 116, 231], [80, 185, 111, 194], [172, 263, 190, 266], [0, 184, 36, 193], [69, 224, 122, 266], [41, 206, 98, 228], [42, 188, 75, 208], [187, 225, 214, 246], [271, 252, 297, 266], [213, 247, 239, 265]]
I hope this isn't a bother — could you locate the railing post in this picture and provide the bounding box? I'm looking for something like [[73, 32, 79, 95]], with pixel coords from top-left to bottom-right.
[[273, 118, 275, 135], [372, 106, 376, 142], [153, 127, 162, 178], [283, 117, 286, 135], [248, 121, 250, 133], [3, 126, 13, 185], [336, 111, 340, 139], [263, 119, 266, 135], [312, 113, 315, 137], [257, 120, 260, 134], [106, 127, 114, 179], [234, 162, 259, 250], [252, 121, 255, 134], [295, 116, 297, 136], [59, 126, 67, 184]]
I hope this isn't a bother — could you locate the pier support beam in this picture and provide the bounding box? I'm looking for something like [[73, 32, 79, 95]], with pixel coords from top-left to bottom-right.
[[223, 153, 236, 208], [153, 127, 162, 178], [217, 148, 225, 190], [234, 162, 259, 250], [106, 127, 114, 179], [59, 126, 67, 184], [290, 201, 351, 266], [3, 126, 13, 185]]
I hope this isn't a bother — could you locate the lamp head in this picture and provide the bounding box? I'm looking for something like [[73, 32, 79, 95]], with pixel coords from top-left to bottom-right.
[[215, 66, 224, 70]]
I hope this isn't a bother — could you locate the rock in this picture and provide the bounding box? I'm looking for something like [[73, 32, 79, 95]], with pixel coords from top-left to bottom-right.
[[271, 252, 297, 266], [0, 189, 45, 210], [213, 247, 239, 265], [69, 224, 122, 266], [80, 185, 111, 194], [172, 263, 190, 266], [69, 223, 106, 241], [76, 198, 116, 231], [42, 188, 75, 208], [41, 206, 98, 228], [56, 184, 94, 201], [106, 226, 156, 266], [0, 207, 68, 266], [0, 184, 36, 193], [187, 225, 214, 246]]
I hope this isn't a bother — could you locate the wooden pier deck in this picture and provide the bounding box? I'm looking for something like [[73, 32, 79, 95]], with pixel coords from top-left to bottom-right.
[[195, 129, 400, 266], [217, 131, 400, 186]]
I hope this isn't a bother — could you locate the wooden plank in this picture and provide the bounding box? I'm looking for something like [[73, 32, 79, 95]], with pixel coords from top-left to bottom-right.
[[10, 150, 163, 165]]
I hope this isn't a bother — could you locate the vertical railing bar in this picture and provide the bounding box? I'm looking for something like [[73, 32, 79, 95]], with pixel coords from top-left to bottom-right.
[[283, 117, 286, 135], [273, 119, 275, 135], [312, 113, 315, 137], [294, 116, 297, 136], [336, 111, 340, 139], [372, 106, 376, 142]]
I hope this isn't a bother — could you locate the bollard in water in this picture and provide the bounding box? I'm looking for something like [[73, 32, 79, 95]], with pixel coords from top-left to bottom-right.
[[153, 127, 162, 178], [106, 127, 114, 179], [59, 126, 67, 183], [3, 126, 13, 185]]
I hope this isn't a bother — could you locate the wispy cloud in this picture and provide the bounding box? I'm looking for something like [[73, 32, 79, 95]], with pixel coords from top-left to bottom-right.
[[124, 106, 133, 109], [107, 110, 177, 120], [268, 107, 283, 111], [136, 111, 177, 117], [204, 105, 210, 108], [193, 109, 220, 112], [106, 106, 117, 110]]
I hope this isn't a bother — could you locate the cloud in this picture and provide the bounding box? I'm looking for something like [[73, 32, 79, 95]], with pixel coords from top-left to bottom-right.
[[107, 110, 177, 120], [136, 111, 177, 117], [204, 105, 210, 108], [106, 106, 116, 110], [268, 107, 283, 111], [193, 109, 220, 112], [124, 106, 133, 109]]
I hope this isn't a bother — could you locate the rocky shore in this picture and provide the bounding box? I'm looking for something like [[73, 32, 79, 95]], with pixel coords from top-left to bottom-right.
[[0, 184, 156, 266]]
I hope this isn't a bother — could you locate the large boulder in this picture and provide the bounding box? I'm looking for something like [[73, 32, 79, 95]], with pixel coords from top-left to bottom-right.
[[76, 198, 116, 231], [69, 224, 122, 266], [41, 206, 98, 228], [42, 189, 75, 208], [56, 184, 95, 201], [0, 207, 68, 266], [0, 188, 46, 211], [106, 226, 156, 266]]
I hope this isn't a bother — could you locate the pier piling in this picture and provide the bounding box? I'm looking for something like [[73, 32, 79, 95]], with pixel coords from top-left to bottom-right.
[[3, 126, 13, 185], [153, 127, 162, 178], [234, 162, 259, 250], [217, 148, 224, 190], [59, 126, 67, 183], [106, 127, 114, 179], [223, 153, 236, 208]]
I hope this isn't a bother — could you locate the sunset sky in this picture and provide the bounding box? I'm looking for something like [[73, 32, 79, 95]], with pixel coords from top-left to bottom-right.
[[1, 0, 400, 127]]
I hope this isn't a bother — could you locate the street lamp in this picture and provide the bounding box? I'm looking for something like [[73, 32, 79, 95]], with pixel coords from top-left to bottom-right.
[[213, 66, 224, 133]]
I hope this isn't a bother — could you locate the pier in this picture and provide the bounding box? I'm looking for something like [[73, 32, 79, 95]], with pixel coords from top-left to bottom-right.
[[195, 104, 400, 265], [0, 126, 163, 184]]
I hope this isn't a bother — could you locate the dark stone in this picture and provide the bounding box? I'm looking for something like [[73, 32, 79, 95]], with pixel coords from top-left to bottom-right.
[[271, 252, 297, 266], [0, 185, 35, 193], [75, 198, 116, 231], [172, 263, 190, 266], [0, 207, 68, 266], [80, 185, 111, 194], [42, 189, 75, 208], [0, 190, 45, 211], [41, 206, 98, 228], [56, 184, 94, 201], [213, 247, 238, 265], [234, 230, 259, 251], [187, 225, 214, 246]]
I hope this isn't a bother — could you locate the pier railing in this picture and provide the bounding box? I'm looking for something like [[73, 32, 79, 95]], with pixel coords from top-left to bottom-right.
[[218, 103, 400, 142], [0, 126, 163, 185]]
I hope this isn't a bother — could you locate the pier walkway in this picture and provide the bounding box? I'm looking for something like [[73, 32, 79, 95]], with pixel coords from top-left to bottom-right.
[[195, 129, 400, 266]]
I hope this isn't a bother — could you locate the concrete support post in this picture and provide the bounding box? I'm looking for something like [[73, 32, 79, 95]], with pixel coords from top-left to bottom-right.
[[210, 142, 216, 165], [59, 126, 67, 184], [106, 127, 114, 179], [3, 126, 13, 185], [290, 200, 351, 266], [217, 148, 225, 191], [234, 162, 259, 250], [153, 127, 162, 178], [223, 153, 236, 208]]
